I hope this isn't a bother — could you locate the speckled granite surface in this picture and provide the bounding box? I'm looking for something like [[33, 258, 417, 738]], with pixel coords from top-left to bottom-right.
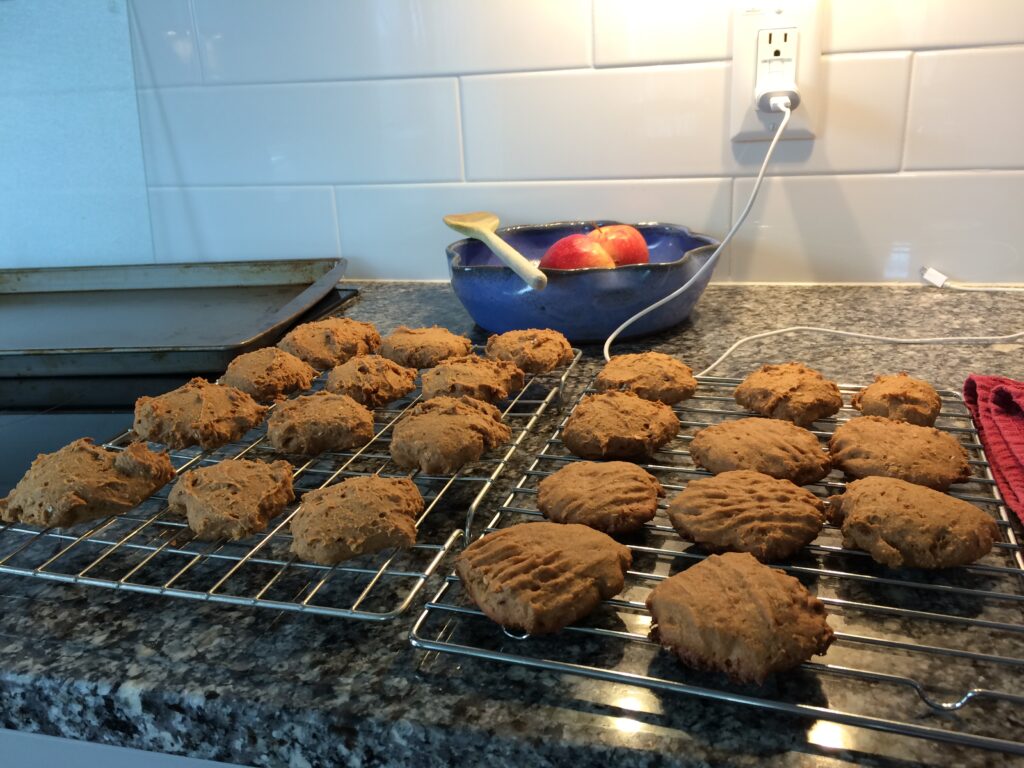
[[1, 282, 1023, 768]]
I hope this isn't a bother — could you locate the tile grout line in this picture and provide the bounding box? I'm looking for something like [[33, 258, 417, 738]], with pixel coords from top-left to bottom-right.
[[125, 0, 160, 264], [898, 52, 917, 173], [455, 78, 467, 182], [329, 187, 343, 259], [186, 0, 207, 85]]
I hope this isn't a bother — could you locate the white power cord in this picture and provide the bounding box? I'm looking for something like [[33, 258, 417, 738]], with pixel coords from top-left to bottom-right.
[[921, 266, 1024, 292]]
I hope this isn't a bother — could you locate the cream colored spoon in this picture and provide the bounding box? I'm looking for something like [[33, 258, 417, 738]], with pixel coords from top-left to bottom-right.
[[444, 211, 548, 291]]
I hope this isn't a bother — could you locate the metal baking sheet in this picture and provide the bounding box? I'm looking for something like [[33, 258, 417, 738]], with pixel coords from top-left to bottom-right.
[[0, 259, 346, 377]]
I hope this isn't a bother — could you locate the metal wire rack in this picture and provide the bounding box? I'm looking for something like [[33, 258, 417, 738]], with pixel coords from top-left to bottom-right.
[[411, 375, 1024, 754], [0, 348, 580, 621]]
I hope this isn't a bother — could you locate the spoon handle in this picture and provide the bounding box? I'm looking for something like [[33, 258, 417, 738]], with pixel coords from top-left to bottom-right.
[[478, 229, 548, 291]]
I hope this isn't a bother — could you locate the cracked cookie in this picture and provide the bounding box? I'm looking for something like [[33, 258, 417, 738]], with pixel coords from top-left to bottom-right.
[[485, 329, 573, 374], [267, 391, 374, 455], [390, 395, 511, 474], [134, 378, 267, 450], [734, 363, 843, 427], [851, 373, 941, 426], [595, 352, 697, 404], [325, 355, 417, 408], [562, 390, 678, 460], [277, 317, 381, 370], [221, 347, 317, 403], [537, 461, 664, 535], [380, 326, 472, 369]]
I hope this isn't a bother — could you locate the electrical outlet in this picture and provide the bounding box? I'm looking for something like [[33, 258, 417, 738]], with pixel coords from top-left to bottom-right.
[[730, 2, 823, 143]]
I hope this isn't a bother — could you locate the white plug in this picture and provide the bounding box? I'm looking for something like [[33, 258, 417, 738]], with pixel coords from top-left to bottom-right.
[[755, 27, 801, 112]]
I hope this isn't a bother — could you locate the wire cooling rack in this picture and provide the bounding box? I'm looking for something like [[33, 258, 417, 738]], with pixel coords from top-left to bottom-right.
[[411, 375, 1024, 754], [0, 349, 580, 621]]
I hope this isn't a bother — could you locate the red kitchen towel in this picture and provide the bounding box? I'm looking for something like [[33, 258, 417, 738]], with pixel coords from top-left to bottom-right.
[[963, 374, 1024, 524]]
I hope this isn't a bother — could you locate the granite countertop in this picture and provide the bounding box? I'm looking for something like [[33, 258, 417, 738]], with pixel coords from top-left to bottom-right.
[[2, 282, 1023, 767]]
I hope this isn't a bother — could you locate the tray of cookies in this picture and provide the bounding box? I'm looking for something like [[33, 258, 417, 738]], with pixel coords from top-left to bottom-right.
[[0, 321, 580, 621], [411, 360, 1024, 754]]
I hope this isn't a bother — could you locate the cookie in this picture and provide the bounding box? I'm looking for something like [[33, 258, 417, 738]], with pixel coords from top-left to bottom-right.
[[0, 438, 174, 529], [646, 552, 834, 683], [133, 378, 268, 450], [267, 391, 374, 455], [828, 476, 998, 568], [689, 417, 831, 486], [277, 317, 381, 370], [221, 347, 317, 403], [455, 522, 631, 635], [380, 325, 472, 369], [667, 470, 825, 561], [289, 476, 422, 565], [485, 329, 574, 374], [325, 355, 417, 408], [595, 352, 697, 404], [168, 459, 294, 541], [734, 362, 843, 427], [421, 355, 525, 404], [562, 390, 679, 460], [537, 461, 664, 535], [851, 373, 941, 426], [829, 416, 971, 491], [390, 396, 511, 475]]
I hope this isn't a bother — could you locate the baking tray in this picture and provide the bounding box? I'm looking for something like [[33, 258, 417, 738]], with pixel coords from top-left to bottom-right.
[[411, 376, 1024, 755], [0, 258, 346, 377]]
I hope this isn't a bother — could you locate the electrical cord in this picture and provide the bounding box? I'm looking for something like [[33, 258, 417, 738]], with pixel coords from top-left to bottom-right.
[[921, 266, 1024, 292]]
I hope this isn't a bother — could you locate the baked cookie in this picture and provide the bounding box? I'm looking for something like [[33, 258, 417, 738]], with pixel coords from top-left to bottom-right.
[[829, 416, 971, 491], [828, 476, 998, 568], [0, 438, 174, 529], [221, 347, 317, 403], [537, 461, 664, 535], [689, 417, 831, 486], [668, 470, 824, 561], [734, 363, 843, 427], [851, 373, 941, 426], [421, 355, 525, 403], [289, 476, 422, 565], [134, 378, 268, 450], [325, 355, 417, 408], [595, 352, 697, 404], [277, 317, 381, 370], [390, 396, 511, 474], [380, 325, 472, 369], [562, 391, 678, 460], [485, 329, 574, 374], [647, 552, 834, 683], [168, 459, 294, 541], [456, 522, 631, 635], [267, 391, 374, 455]]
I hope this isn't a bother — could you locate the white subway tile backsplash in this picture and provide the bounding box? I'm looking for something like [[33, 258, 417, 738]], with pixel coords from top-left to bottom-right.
[[730, 173, 1024, 283], [193, 0, 590, 84], [128, 0, 202, 88], [149, 187, 340, 263], [593, 0, 729, 67], [828, 0, 1024, 52], [461, 64, 730, 181], [137, 79, 462, 185], [334, 179, 731, 279], [904, 46, 1024, 171]]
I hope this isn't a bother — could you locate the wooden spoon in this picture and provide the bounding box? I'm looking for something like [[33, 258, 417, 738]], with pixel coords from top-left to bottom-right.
[[444, 211, 548, 291]]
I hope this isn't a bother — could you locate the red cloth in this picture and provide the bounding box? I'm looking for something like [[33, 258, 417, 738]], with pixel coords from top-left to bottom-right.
[[963, 374, 1024, 524]]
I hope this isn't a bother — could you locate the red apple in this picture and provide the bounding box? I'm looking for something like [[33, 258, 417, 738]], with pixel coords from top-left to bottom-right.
[[588, 225, 649, 266], [538, 233, 615, 270]]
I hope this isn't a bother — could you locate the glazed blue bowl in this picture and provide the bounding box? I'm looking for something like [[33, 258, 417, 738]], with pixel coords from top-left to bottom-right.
[[447, 221, 719, 342]]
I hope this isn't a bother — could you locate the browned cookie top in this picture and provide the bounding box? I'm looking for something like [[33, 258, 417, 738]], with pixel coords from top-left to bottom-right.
[[325, 355, 417, 408], [851, 373, 941, 426], [562, 390, 679, 460], [537, 461, 664, 536], [0, 438, 174, 529], [595, 352, 697, 404], [829, 415, 971, 490], [828, 476, 998, 568], [456, 522, 632, 635], [668, 470, 824, 561], [134, 377, 267, 450], [646, 552, 834, 683], [289, 476, 421, 565], [380, 325, 473, 369], [168, 459, 294, 541], [734, 362, 843, 427], [267, 391, 374, 456], [421, 355, 525, 403], [485, 329, 574, 374], [689, 417, 831, 486], [390, 395, 511, 475], [277, 317, 381, 370], [221, 347, 318, 403]]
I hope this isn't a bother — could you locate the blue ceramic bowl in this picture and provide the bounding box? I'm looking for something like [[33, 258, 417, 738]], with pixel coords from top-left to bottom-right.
[[447, 221, 719, 342]]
